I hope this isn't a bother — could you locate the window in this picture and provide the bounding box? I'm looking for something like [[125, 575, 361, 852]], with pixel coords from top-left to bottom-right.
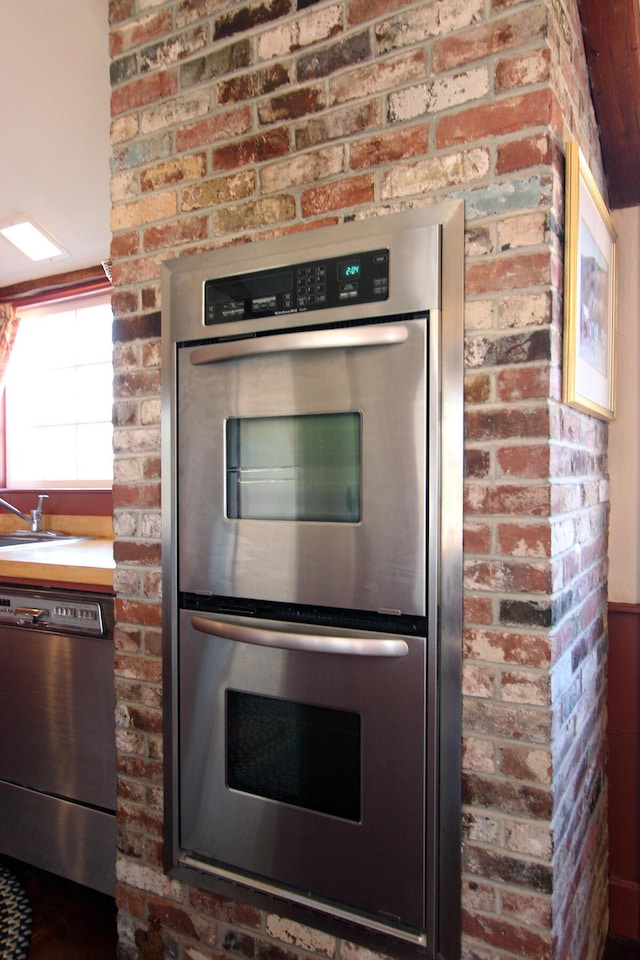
[[4, 293, 113, 488]]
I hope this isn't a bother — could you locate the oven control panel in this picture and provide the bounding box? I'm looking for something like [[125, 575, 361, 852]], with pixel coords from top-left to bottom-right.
[[204, 248, 389, 325]]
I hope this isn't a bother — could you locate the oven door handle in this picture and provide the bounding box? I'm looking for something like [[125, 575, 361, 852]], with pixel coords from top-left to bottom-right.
[[191, 615, 409, 658], [189, 324, 409, 365]]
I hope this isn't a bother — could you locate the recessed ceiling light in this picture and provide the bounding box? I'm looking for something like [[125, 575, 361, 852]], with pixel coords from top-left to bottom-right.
[[0, 216, 70, 262]]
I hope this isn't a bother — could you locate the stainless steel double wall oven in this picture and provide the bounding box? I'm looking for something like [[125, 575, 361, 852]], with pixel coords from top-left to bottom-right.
[[162, 204, 463, 958]]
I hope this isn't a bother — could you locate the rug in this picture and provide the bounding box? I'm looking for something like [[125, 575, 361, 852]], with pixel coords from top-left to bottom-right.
[[0, 864, 31, 960]]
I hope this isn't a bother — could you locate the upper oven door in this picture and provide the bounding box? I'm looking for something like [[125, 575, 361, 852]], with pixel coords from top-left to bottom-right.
[[177, 316, 427, 616]]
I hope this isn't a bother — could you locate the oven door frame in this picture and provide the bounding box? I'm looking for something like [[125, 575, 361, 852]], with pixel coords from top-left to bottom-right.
[[161, 203, 463, 960]]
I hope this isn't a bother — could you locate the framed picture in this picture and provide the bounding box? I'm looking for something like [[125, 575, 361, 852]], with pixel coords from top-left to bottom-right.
[[562, 142, 617, 420]]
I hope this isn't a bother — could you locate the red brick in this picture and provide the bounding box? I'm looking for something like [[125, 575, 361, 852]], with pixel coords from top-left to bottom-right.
[[466, 252, 550, 295], [212, 127, 291, 171], [499, 744, 552, 783], [497, 367, 550, 401], [111, 230, 140, 259], [112, 256, 163, 287], [117, 755, 163, 783], [255, 216, 339, 242], [436, 89, 553, 148], [347, 0, 413, 25], [462, 908, 552, 958], [112, 289, 139, 317], [110, 9, 173, 56], [109, 0, 134, 26], [118, 800, 164, 837], [301, 174, 375, 216], [141, 286, 159, 311], [464, 482, 551, 517], [111, 70, 178, 116], [176, 107, 252, 151], [350, 123, 429, 168], [115, 598, 163, 628], [126, 705, 163, 734], [330, 50, 425, 105], [464, 522, 492, 554], [148, 899, 198, 937], [115, 653, 162, 684], [466, 407, 549, 442], [189, 887, 262, 930], [143, 456, 161, 480], [258, 86, 326, 124], [497, 444, 550, 478], [218, 64, 290, 104], [113, 483, 161, 509], [464, 596, 494, 625], [433, 7, 547, 72], [116, 885, 147, 918], [462, 772, 552, 818], [465, 559, 550, 594], [143, 216, 209, 252], [495, 48, 551, 92], [117, 768, 145, 797], [464, 627, 551, 668], [498, 521, 551, 557], [497, 132, 553, 174]]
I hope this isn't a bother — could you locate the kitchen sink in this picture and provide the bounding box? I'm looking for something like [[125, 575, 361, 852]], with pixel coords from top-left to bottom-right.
[[0, 532, 86, 547]]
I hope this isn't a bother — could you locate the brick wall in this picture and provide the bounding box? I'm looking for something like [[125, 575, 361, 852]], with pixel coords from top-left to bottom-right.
[[109, 1, 610, 958]]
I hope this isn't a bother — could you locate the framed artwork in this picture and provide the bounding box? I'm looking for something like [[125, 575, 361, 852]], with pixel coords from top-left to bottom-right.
[[562, 142, 617, 420]]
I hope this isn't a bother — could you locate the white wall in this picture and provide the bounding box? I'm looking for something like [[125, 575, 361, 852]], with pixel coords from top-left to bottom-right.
[[608, 206, 640, 604]]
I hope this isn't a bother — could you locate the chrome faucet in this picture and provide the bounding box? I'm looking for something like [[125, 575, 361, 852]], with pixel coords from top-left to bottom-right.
[[0, 494, 49, 532]]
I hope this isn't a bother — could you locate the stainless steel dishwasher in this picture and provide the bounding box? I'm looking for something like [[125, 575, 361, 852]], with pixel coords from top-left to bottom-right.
[[0, 585, 116, 895]]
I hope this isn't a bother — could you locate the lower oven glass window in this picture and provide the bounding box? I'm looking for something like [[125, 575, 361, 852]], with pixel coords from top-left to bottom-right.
[[226, 413, 361, 522], [226, 691, 361, 821]]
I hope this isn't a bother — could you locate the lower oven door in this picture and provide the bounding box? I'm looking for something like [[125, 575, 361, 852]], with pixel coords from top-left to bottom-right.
[[178, 609, 427, 932]]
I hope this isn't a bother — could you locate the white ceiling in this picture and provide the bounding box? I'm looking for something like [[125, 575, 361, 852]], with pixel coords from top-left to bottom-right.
[[0, 0, 112, 289]]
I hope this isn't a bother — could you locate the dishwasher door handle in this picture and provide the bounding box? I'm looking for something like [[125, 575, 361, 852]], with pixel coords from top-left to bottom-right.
[[191, 615, 409, 658], [11, 607, 47, 625]]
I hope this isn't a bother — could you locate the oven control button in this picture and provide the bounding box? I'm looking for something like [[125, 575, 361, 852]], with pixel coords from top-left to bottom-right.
[[251, 296, 277, 313], [339, 282, 358, 299], [220, 302, 244, 319]]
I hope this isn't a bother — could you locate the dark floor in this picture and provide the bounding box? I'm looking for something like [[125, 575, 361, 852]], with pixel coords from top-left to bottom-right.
[[3, 856, 640, 960], [2, 857, 117, 960], [605, 937, 640, 960]]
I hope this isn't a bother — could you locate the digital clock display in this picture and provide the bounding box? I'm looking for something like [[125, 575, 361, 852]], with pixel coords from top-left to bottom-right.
[[338, 259, 361, 281]]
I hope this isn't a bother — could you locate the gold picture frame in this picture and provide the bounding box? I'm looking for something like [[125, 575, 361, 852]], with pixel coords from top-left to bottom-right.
[[562, 142, 617, 420]]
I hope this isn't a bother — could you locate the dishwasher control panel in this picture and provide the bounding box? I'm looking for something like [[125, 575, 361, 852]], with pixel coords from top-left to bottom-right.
[[0, 592, 106, 634]]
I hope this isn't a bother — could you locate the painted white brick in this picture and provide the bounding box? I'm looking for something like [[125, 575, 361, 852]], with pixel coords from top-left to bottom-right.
[[259, 4, 342, 60], [266, 915, 336, 956]]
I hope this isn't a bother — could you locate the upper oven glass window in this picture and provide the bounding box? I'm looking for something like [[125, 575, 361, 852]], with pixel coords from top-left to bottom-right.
[[226, 413, 361, 522]]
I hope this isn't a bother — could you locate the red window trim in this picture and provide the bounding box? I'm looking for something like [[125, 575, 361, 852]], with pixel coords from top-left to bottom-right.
[[0, 264, 111, 306], [0, 264, 113, 516]]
